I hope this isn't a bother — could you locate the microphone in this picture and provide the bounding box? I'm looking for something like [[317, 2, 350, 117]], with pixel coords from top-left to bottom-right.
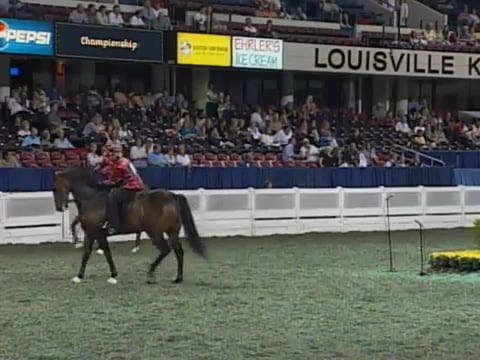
[[386, 194, 394, 201]]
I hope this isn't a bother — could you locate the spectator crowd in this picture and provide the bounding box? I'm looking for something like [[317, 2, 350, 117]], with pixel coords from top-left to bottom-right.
[[1, 81, 479, 170]]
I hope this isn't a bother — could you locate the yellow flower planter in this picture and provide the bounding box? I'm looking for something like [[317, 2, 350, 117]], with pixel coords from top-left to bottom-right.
[[429, 250, 480, 272]]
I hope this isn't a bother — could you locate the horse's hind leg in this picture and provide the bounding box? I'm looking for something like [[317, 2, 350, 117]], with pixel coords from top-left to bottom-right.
[[147, 233, 171, 284], [131, 232, 142, 254], [97, 235, 118, 284], [169, 231, 184, 284], [72, 235, 94, 283]]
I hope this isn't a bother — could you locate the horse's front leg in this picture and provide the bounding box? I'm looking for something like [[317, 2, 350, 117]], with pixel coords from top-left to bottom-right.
[[71, 216, 82, 248], [97, 235, 118, 284], [131, 232, 142, 253], [72, 235, 94, 283]]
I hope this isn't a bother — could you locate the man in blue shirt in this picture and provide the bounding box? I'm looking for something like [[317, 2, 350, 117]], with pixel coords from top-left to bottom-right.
[[21, 127, 41, 148], [147, 145, 168, 167], [282, 138, 296, 162]]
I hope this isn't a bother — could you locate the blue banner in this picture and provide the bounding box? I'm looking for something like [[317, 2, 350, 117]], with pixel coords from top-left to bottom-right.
[[0, 167, 456, 192], [0, 18, 53, 56]]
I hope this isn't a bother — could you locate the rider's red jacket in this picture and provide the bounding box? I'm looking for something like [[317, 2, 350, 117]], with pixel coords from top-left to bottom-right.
[[96, 157, 112, 178], [108, 157, 145, 191]]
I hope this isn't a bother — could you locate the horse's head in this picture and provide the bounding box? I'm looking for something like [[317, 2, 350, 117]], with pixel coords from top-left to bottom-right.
[[53, 170, 70, 212]]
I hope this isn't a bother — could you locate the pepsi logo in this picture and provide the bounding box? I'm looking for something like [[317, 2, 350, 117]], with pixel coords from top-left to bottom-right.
[[0, 20, 51, 50]]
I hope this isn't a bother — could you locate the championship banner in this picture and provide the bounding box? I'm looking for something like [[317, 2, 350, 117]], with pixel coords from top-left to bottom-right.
[[284, 43, 480, 79], [177, 32, 231, 67], [0, 18, 53, 56], [232, 36, 283, 70], [55, 23, 164, 63]]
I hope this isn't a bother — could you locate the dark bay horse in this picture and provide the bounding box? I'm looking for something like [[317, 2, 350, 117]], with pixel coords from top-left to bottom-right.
[[53, 167, 205, 284]]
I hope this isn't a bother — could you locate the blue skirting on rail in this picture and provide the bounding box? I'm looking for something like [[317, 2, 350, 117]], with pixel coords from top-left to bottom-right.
[[454, 169, 480, 186], [0, 166, 458, 192], [424, 151, 480, 168]]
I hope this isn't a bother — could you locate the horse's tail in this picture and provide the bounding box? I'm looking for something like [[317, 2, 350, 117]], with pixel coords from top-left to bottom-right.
[[176, 194, 206, 258]]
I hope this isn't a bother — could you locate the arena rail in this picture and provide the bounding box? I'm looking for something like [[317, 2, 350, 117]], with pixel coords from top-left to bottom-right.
[[1, 186, 480, 245]]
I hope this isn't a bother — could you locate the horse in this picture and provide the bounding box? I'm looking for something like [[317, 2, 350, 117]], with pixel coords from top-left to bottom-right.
[[53, 167, 205, 284]]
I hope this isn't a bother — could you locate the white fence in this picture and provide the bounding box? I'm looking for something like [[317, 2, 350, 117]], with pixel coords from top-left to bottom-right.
[[1, 186, 480, 244]]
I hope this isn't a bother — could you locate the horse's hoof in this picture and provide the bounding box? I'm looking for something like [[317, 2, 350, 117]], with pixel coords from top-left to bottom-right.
[[172, 278, 183, 284], [96, 249, 104, 256], [71, 276, 82, 284], [107, 277, 117, 285], [131, 246, 140, 254]]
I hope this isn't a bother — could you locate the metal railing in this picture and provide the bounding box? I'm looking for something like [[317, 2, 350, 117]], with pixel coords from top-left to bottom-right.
[[393, 144, 446, 167]]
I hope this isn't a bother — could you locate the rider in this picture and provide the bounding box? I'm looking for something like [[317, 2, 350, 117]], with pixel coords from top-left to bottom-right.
[[101, 144, 145, 235]]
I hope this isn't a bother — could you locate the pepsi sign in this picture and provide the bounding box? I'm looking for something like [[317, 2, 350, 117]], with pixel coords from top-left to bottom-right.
[[0, 18, 53, 56]]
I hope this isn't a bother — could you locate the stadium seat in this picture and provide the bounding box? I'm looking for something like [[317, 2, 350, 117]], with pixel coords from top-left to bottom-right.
[[253, 153, 265, 161], [193, 153, 204, 161], [225, 160, 238, 167], [211, 160, 224, 167], [265, 153, 277, 161], [205, 153, 217, 161]]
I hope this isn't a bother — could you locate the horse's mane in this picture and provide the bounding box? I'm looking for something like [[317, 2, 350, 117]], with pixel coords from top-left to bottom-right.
[[57, 167, 97, 187]]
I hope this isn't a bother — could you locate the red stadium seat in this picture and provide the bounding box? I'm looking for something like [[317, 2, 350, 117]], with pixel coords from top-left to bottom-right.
[[199, 160, 212, 167], [193, 153, 204, 161], [205, 153, 217, 161], [66, 159, 82, 167], [211, 160, 224, 167], [20, 151, 34, 161], [52, 158, 67, 167], [38, 160, 54, 167], [217, 153, 229, 161], [50, 151, 64, 161], [225, 160, 237, 167], [230, 153, 241, 161], [35, 151, 50, 161], [253, 153, 265, 161], [265, 153, 276, 161], [22, 160, 39, 168], [65, 152, 79, 160]]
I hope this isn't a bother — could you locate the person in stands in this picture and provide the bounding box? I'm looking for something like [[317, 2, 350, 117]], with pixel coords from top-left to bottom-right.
[[101, 144, 145, 235]]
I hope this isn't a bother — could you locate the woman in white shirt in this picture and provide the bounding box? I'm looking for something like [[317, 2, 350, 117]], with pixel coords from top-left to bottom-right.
[[108, 5, 124, 26], [130, 138, 147, 160], [176, 145, 191, 167], [86, 143, 103, 168], [53, 130, 74, 149], [130, 10, 145, 27]]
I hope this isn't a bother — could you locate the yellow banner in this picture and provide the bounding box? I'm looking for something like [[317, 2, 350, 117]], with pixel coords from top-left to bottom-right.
[[177, 32, 231, 67]]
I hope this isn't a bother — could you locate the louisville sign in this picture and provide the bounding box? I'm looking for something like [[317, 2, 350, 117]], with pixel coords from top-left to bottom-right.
[[284, 43, 480, 79], [232, 36, 283, 70]]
